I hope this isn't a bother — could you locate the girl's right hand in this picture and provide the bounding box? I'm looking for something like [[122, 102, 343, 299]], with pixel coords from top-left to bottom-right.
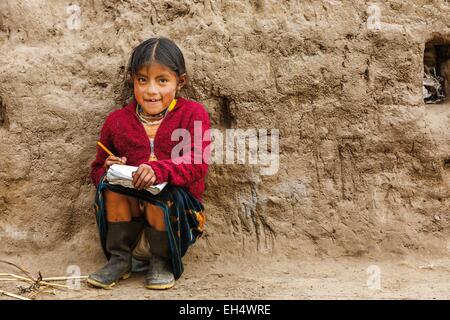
[[103, 155, 127, 170]]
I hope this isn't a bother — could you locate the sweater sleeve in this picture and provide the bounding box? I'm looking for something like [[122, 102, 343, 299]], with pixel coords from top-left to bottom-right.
[[147, 105, 211, 187], [90, 116, 115, 188]]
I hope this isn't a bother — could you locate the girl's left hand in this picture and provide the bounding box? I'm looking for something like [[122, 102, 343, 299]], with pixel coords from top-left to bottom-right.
[[132, 164, 156, 190]]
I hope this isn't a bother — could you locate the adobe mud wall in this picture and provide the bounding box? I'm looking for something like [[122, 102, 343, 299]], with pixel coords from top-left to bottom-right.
[[0, 1, 449, 262]]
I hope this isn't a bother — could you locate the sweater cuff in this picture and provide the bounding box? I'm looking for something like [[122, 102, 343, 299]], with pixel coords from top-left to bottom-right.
[[147, 162, 166, 184]]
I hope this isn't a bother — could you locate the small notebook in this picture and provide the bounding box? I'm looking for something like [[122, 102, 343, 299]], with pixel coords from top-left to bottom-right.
[[106, 164, 167, 195]]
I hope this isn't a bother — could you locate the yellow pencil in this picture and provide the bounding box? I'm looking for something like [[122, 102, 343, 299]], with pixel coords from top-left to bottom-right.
[[97, 141, 126, 165], [97, 141, 114, 157]]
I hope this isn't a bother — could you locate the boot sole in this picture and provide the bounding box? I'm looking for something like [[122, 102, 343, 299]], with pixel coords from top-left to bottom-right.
[[87, 272, 131, 290], [144, 280, 175, 290]]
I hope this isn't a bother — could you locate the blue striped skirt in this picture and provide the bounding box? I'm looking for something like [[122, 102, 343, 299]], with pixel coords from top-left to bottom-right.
[[93, 175, 205, 279]]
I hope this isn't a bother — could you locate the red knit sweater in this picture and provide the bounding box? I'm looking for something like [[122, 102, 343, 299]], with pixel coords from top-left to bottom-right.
[[90, 97, 211, 202]]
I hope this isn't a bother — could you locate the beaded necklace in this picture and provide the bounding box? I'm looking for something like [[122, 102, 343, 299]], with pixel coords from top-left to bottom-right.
[[135, 99, 177, 161], [135, 99, 177, 125]]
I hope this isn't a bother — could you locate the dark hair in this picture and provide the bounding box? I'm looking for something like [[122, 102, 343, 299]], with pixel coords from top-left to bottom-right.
[[116, 37, 187, 106]]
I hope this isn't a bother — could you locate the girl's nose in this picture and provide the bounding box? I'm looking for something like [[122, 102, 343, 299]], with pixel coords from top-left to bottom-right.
[[146, 81, 157, 94]]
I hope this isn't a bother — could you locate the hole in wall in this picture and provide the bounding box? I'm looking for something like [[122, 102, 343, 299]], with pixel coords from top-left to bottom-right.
[[444, 158, 450, 168], [423, 39, 450, 104]]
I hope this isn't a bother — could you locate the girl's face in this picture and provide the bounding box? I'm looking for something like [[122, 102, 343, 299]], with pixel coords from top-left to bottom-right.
[[133, 62, 186, 115]]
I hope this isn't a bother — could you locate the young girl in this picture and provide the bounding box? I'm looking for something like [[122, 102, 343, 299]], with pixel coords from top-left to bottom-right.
[[88, 37, 210, 290]]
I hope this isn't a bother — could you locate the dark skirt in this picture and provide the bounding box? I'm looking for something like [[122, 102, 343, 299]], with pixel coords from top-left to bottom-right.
[[93, 174, 205, 279]]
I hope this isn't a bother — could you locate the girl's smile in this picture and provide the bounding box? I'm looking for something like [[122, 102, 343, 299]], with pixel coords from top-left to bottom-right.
[[142, 98, 162, 107], [133, 63, 186, 115]]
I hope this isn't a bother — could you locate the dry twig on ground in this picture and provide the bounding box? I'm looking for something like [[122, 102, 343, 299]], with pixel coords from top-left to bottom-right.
[[0, 259, 83, 300], [0, 289, 31, 300]]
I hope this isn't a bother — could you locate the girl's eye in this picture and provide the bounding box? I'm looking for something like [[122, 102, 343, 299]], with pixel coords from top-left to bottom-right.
[[138, 77, 146, 83], [159, 78, 168, 84]]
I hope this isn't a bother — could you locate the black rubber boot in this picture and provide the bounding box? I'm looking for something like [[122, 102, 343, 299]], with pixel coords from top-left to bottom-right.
[[144, 226, 175, 290], [87, 220, 143, 289]]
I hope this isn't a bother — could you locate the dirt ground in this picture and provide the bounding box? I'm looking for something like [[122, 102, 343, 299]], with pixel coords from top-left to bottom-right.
[[1, 244, 449, 300], [57, 256, 450, 300]]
